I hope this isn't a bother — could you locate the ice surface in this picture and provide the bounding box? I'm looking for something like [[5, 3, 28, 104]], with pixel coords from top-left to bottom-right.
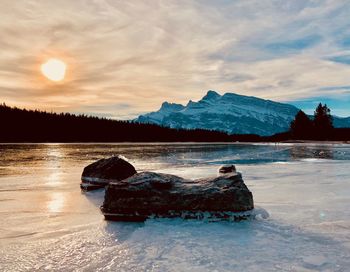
[[0, 143, 350, 271]]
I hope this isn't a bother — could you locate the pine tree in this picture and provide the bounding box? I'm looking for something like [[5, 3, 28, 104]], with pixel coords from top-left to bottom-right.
[[290, 110, 313, 139], [313, 103, 333, 139]]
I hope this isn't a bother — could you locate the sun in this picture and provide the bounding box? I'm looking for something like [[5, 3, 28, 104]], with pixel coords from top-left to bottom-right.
[[41, 58, 66, 82]]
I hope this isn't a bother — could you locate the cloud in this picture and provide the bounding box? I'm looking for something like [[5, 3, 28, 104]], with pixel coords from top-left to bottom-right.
[[327, 55, 350, 65], [1, 0, 350, 117], [264, 35, 322, 54]]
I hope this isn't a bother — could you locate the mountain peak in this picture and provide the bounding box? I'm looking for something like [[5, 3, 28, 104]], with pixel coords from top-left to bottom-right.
[[160, 101, 184, 112], [202, 90, 221, 101]]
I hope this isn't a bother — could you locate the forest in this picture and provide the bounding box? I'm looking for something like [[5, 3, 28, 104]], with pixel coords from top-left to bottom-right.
[[0, 104, 232, 142]]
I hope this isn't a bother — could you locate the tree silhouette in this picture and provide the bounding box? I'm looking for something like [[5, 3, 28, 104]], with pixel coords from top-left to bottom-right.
[[289, 104, 341, 140], [290, 110, 313, 139], [314, 103, 333, 139], [0, 103, 234, 142]]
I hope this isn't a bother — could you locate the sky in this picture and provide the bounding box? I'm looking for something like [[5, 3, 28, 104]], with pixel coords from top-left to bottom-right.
[[1, 0, 350, 119]]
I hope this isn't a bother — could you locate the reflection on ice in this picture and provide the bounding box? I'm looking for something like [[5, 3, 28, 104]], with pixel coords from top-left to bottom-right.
[[47, 192, 65, 213], [45, 145, 64, 160], [289, 145, 335, 160], [45, 172, 62, 187], [44, 145, 64, 187]]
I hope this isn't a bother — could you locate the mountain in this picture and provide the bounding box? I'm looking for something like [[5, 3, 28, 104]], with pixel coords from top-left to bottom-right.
[[333, 116, 350, 128], [135, 90, 299, 135], [135, 90, 350, 136]]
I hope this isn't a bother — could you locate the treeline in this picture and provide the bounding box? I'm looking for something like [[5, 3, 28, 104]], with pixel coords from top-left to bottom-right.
[[0, 104, 234, 142], [0, 103, 349, 142], [260, 103, 350, 142], [289, 103, 350, 141]]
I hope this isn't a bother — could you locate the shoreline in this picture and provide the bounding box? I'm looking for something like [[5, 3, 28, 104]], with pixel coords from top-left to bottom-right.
[[0, 141, 349, 145]]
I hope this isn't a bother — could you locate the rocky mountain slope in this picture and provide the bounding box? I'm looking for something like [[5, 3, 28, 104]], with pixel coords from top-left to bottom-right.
[[135, 90, 350, 136]]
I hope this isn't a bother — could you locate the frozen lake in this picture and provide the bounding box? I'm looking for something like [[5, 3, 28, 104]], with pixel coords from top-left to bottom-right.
[[0, 143, 350, 271]]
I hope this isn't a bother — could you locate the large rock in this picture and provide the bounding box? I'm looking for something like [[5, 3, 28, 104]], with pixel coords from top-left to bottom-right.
[[101, 170, 254, 221], [80, 156, 137, 191]]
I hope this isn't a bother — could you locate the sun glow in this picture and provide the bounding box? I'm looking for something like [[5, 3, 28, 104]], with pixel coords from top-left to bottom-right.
[[41, 58, 66, 82]]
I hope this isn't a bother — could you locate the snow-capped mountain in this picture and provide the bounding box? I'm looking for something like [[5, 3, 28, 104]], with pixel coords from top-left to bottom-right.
[[135, 90, 350, 136], [333, 116, 350, 128]]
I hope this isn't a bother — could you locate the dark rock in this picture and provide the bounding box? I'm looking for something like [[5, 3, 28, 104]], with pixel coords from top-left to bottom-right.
[[101, 171, 254, 221], [80, 156, 137, 191], [219, 164, 236, 174]]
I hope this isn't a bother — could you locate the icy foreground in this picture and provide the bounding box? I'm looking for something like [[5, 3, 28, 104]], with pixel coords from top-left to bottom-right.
[[0, 143, 350, 271]]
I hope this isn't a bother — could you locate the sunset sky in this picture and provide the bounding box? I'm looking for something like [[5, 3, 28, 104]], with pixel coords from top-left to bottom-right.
[[1, 0, 350, 118]]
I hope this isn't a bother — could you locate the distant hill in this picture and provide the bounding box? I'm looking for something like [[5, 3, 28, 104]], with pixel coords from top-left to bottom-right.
[[135, 90, 350, 136]]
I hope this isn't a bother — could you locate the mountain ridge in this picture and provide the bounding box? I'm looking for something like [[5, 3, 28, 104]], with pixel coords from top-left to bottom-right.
[[135, 90, 350, 136]]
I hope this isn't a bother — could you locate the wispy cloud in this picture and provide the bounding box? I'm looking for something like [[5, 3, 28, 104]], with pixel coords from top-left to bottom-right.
[[1, 0, 350, 118]]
